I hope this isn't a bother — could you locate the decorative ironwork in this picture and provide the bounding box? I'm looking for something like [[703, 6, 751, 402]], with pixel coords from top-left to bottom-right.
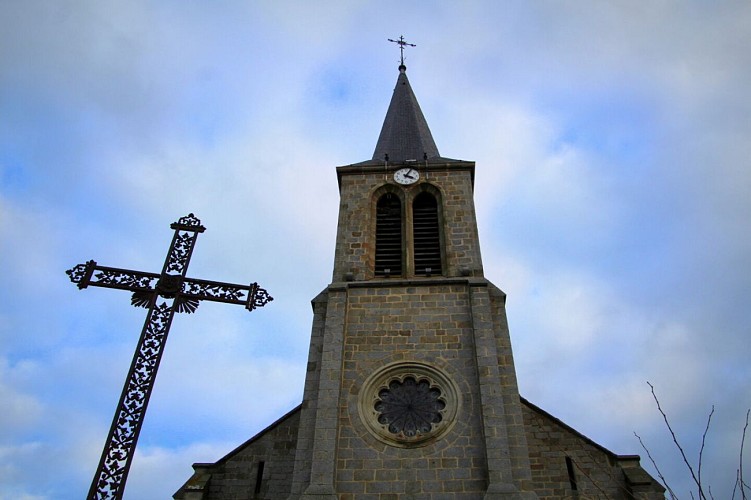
[[388, 35, 416, 67], [249, 283, 273, 310], [94, 268, 158, 291], [89, 302, 173, 499], [170, 213, 205, 232], [155, 273, 183, 297], [165, 232, 195, 274], [66, 260, 97, 289], [374, 376, 445, 437], [174, 297, 200, 314], [183, 279, 246, 302], [66, 214, 272, 500], [130, 291, 153, 309]]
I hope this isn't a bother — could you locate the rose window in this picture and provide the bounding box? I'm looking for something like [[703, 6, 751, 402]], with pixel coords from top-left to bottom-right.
[[358, 362, 459, 447], [374, 377, 446, 437]]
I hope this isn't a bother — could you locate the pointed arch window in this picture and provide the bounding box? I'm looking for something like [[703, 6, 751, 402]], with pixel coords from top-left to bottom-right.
[[412, 192, 442, 276], [375, 193, 403, 276]]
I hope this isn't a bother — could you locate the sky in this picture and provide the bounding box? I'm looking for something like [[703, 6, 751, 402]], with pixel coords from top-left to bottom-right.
[[1, 1, 750, 498]]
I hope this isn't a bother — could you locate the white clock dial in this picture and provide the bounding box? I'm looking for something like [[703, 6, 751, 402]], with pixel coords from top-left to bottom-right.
[[394, 167, 420, 185]]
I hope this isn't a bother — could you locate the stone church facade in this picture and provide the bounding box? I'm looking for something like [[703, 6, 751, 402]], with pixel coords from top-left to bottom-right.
[[174, 65, 664, 499]]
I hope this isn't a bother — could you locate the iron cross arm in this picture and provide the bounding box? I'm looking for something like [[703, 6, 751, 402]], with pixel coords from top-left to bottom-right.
[[66, 261, 273, 312]]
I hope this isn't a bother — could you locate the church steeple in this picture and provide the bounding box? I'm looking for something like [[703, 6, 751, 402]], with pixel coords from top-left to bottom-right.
[[173, 56, 667, 500], [372, 65, 440, 162]]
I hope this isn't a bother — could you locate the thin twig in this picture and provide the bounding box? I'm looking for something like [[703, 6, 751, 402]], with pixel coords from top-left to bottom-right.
[[698, 405, 715, 493], [648, 381, 707, 499], [635, 431, 678, 500], [741, 409, 750, 500], [569, 454, 611, 499], [567, 447, 650, 499], [730, 470, 741, 500]]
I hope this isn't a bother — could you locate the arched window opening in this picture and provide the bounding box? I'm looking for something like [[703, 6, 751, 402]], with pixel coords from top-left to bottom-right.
[[375, 193, 402, 277], [413, 192, 442, 276]]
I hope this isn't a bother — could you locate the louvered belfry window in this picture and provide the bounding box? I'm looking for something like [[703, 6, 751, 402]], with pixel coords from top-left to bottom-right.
[[375, 193, 403, 276], [413, 192, 442, 276]]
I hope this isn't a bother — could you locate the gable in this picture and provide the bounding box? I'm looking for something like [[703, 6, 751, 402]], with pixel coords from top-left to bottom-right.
[[175, 399, 663, 499], [173, 405, 301, 499], [521, 398, 664, 498]]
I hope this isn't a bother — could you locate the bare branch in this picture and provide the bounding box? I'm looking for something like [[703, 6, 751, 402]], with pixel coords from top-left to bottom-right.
[[741, 409, 750, 500], [733, 469, 740, 500], [698, 405, 715, 493], [567, 454, 610, 499], [635, 431, 679, 500], [648, 381, 707, 499]]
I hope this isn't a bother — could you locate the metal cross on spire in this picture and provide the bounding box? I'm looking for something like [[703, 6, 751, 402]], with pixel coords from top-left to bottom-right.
[[66, 213, 272, 500], [388, 35, 416, 67]]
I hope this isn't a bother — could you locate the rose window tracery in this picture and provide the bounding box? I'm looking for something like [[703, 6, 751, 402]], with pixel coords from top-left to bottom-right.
[[358, 362, 459, 448], [374, 377, 445, 437]]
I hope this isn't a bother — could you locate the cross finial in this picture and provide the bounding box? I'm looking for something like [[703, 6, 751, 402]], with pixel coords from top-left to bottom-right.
[[388, 35, 416, 68]]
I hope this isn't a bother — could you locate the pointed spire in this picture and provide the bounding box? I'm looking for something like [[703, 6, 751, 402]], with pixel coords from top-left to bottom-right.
[[372, 65, 440, 162]]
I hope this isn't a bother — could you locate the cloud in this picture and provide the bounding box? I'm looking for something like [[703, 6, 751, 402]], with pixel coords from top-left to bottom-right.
[[2, 1, 751, 499], [0, 360, 44, 434], [127, 441, 245, 500]]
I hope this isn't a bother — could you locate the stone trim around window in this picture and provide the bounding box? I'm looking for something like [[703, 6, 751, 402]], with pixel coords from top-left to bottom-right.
[[357, 361, 460, 448]]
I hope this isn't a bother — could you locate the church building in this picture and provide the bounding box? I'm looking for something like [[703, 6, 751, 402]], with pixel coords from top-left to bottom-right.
[[174, 62, 665, 499]]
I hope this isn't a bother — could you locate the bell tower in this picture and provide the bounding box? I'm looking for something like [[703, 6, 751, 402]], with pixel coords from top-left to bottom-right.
[[174, 61, 665, 500], [289, 63, 538, 499]]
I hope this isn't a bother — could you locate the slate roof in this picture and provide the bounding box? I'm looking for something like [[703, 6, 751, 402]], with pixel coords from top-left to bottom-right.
[[372, 65, 440, 162]]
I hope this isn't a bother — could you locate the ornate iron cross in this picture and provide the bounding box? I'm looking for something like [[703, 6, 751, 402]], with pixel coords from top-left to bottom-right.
[[388, 35, 416, 66], [66, 213, 272, 500]]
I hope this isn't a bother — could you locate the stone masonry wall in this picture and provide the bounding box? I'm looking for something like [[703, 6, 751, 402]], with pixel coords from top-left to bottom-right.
[[487, 284, 537, 492], [205, 409, 300, 499], [336, 281, 490, 498], [179, 394, 663, 499], [332, 162, 481, 282], [522, 402, 662, 499], [288, 291, 329, 497]]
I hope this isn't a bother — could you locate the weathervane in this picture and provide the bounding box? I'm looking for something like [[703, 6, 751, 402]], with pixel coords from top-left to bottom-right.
[[388, 35, 416, 67], [66, 213, 272, 499]]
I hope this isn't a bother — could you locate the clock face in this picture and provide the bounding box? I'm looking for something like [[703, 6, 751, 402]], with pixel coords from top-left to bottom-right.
[[394, 167, 419, 185]]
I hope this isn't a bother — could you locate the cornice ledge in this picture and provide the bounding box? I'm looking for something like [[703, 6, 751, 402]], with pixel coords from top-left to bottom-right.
[[329, 276, 491, 289]]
